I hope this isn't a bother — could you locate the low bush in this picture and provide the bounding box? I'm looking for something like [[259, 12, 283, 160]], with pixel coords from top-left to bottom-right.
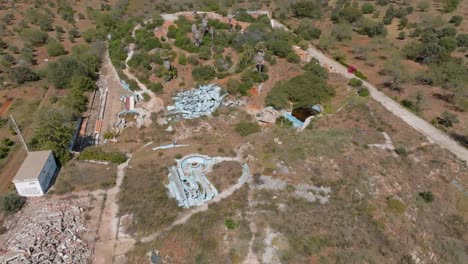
[[235, 121, 261, 137], [78, 147, 127, 164], [358, 87, 370, 97], [395, 146, 407, 156], [286, 52, 300, 63], [142, 93, 151, 101], [276, 116, 293, 127], [178, 53, 187, 65], [401, 99, 419, 112], [192, 65, 216, 82], [348, 78, 363, 87], [419, 191, 434, 203], [0, 192, 26, 214], [225, 218, 237, 229], [302, 61, 328, 79], [386, 197, 406, 213], [354, 70, 368, 80]]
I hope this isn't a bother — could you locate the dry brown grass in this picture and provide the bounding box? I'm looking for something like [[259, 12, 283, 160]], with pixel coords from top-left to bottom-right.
[[206, 161, 243, 192], [52, 160, 117, 194]]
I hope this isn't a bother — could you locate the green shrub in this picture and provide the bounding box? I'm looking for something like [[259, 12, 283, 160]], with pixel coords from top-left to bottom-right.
[[358, 87, 370, 97], [178, 53, 187, 65], [286, 52, 300, 63], [2, 138, 14, 147], [103, 132, 115, 140], [395, 146, 407, 156], [291, 1, 323, 19], [419, 191, 434, 203], [435, 111, 459, 127], [8, 66, 39, 84], [46, 39, 66, 57], [187, 55, 199, 65], [449, 15, 463, 26], [225, 218, 237, 229], [149, 82, 163, 94], [302, 61, 328, 79], [266, 72, 335, 109], [361, 3, 375, 14], [20, 28, 49, 46], [276, 116, 293, 127], [348, 78, 363, 87], [198, 46, 211, 60], [235, 121, 261, 137], [226, 79, 251, 96], [401, 99, 419, 112], [386, 197, 406, 213], [0, 192, 26, 214], [192, 66, 216, 82], [78, 147, 127, 164], [142, 93, 151, 101], [267, 40, 292, 58], [354, 71, 367, 80]]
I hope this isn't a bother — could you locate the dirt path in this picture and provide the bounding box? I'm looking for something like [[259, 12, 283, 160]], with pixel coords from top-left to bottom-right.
[[306, 46, 468, 163], [122, 25, 164, 115], [93, 155, 134, 264], [93, 142, 153, 264], [99, 50, 129, 137]]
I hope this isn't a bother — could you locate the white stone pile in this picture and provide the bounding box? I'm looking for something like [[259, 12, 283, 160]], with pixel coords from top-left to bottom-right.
[[0, 201, 92, 264], [167, 84, 227, 120]]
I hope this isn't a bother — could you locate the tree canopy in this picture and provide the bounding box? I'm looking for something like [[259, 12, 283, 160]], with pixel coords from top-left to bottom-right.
[[266, 72, 335, 109]]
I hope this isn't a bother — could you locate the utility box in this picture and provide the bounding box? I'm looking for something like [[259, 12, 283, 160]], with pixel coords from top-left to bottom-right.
[[13, 150, 57, 197]]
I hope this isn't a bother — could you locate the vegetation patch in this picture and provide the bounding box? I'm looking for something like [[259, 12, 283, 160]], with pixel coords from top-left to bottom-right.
[[78, 147, 127, 164]]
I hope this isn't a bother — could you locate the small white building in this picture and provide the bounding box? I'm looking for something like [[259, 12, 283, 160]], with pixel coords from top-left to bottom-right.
[[13, 150, 57, 197]]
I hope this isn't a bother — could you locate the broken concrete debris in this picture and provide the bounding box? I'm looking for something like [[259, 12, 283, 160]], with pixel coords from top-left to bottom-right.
[[0, 201, 92, 264], [167, 84, 227, 120], [166, 155, 219, 208], [257, 106, 280, 124]]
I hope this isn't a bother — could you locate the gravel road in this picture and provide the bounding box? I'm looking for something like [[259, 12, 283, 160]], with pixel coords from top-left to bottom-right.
[[306, 46, 468, 163]]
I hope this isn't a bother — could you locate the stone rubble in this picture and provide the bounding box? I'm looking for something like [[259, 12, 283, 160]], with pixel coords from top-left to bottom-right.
[[257, 107, 280, 124], [167, 84, 227, 120], [0, 200, 92, 264]]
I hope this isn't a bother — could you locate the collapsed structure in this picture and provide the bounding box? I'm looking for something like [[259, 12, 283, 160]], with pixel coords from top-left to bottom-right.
[[166, 155, 219, 208], [166, 84, 227, 120], [0, 200, 92, 263]]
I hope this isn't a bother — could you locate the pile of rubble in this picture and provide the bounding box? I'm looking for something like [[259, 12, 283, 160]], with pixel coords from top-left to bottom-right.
[[0, 201, 92, 264], [167, 84, 227, 120], [257, 107, 280, 124]]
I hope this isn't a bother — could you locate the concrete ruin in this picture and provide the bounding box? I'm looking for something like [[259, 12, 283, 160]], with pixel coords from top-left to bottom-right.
[[166, 84, 227, 120], [0, 200, 92, 263], [166, 155, 219, 208]]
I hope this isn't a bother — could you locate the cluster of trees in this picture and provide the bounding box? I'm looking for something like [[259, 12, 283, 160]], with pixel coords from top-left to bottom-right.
[[265, 61, 335, 109], [46, 44, 100, 89], [404, 27, 461, 64], [134, 25, 163, 51], [402, 25, 467, 110], [29, 44, 103, 164], [291, 1, 328, 19], [330, 1, 388, 39]]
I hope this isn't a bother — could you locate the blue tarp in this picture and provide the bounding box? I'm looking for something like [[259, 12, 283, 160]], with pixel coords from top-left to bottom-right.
[[284, 113, 304, 128]]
